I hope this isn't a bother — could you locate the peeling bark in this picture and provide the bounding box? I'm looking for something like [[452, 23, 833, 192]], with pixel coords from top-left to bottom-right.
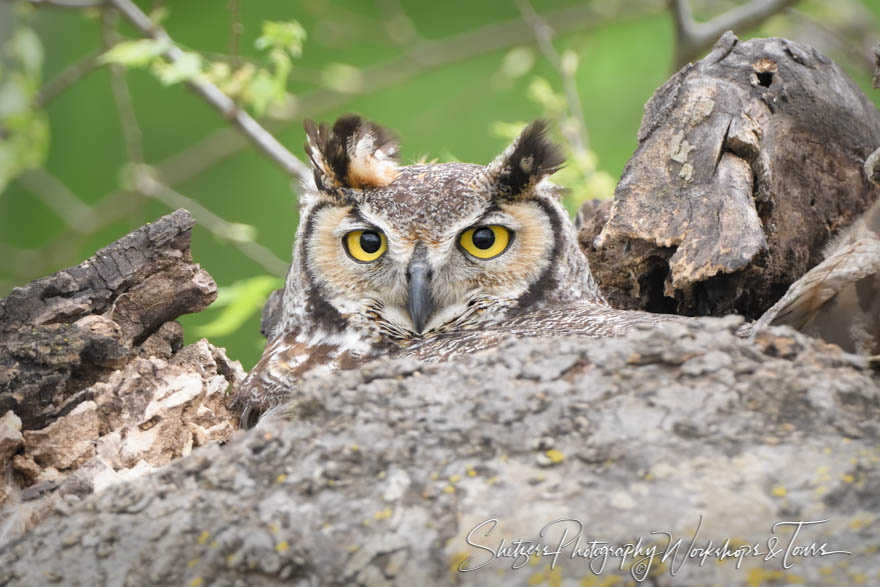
[[581, 33, 880, 318]]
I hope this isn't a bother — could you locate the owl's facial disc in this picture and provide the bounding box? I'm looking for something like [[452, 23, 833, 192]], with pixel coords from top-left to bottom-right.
[[306, 196, 556, 339]]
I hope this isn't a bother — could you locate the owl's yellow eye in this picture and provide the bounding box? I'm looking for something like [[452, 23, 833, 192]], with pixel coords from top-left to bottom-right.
[[459, 225, 512, 260], [344, 229, 387, 263]]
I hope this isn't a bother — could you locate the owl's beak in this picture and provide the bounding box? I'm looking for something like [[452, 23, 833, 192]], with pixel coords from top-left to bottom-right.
[[406, 245, 434, 334]]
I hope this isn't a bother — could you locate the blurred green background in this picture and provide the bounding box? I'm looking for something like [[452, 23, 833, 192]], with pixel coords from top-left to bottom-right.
[[1, 0, 879, 369]]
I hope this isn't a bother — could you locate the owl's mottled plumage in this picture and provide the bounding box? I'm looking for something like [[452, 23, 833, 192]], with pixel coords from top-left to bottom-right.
[[237, 115, 678, 423]]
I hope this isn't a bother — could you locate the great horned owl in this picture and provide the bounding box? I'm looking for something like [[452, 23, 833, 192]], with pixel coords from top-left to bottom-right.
[[237, 115, 678, 423]]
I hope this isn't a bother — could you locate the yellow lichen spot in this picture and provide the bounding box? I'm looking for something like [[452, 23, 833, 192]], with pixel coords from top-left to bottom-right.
[[449, 551, 470, 573], [850, 457, 859, 465], [528, 552, 541, 566], [348, 545, 360, 553], [449, 474, 462, 484], [190, 578, 204, 587], [580, 575, 598, 587], [197, 531, 211, 545], [849, 516, 874, 530], [644, 472, 653, 481], [362, 518, 372, 526], [545, 449, 564, 464], [327, 479, 337, 486], [746, 568, 784, 587], [467, 465, 477, 478], [842, 474, 855, 483], [866, 544, 878, 553], [528, 570, 545, 585], [430, 471, 439, 480], [819, 566, 834, 575], [187, 558, 200, 568], [597, 575, 623, 586], [377, 471, 386, 479], [486, 476, 499, 485], [851, 573, 867, 584], [374, 508, 393, 520], [275, 540, 289, 554], [843, 438, 852, 444], [443, 485, 456, 494], [209, 541, 218, 549], [771, 486, 787, 497], [276, 473, 287, 484], [349, 444, 359, 451], [500, 454, 509, 462], [823, 447, 832, 454], [268, 523, 279, 534]]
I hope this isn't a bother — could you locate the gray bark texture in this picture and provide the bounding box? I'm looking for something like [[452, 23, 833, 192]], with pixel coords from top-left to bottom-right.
[[2, 319, 879, 586], [580, 33, 880, 318], [3, 35, 880, 587]]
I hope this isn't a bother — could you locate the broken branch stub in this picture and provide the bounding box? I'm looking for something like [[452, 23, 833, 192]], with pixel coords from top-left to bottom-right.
[[582, 32, 880, 318]]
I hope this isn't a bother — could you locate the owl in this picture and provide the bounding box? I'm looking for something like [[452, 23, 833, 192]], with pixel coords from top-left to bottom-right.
[[236, 115, 678, 424]]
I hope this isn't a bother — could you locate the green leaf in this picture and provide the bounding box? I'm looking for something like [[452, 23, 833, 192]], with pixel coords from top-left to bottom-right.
[[153, 51, 202, 85], [99, 39, 170, 68], [194, 276, 283, 339], [499, 47, 535, 80], [244, 69, 282, 117], [0, 78, 30, 119], [8, 28, 43, 75], [255, 20, 307, 59]]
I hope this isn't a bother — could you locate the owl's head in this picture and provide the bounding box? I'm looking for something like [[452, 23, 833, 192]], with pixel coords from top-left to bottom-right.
[[281, 115, 600, 343]]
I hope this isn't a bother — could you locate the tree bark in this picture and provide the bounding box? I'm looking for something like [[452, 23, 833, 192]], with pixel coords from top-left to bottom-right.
[[580, 33, 880, 318]]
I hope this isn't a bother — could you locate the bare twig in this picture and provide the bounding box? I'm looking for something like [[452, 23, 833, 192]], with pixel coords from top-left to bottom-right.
[[516, 0, 591, 160], [785, 7, 875, 75], [134, 172, 289, 276], [670, 0, 800, 69], [14, 0, 106, 8], [102, 8, 145, 166], [229, 0, 241, 69], [108, 0, 311, 184], [16, 169, 100, 233], [34, 49, 103, 108]]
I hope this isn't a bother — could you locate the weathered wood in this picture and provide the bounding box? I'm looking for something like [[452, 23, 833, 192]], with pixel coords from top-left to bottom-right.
[[581, 32, 880, 318], [0, 209, 217, 429], [0, 211, 242, 544], [1, 319, 877, 586]]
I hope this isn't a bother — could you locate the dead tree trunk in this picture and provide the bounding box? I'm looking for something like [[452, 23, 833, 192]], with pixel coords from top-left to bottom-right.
[[580, 32, 880, 318]]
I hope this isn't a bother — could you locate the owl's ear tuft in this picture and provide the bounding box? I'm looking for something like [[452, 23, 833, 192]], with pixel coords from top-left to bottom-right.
[[304, 115, 400, 191], [484, 120, 564, 199]]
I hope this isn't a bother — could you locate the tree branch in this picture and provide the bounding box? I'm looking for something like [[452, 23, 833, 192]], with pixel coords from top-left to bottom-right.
[[15, 169, 99, 233], [134, 172, 289, 276], [107, 0, 312, 185], [14, 0, 106, 8], [102, 8, 145, 166], [34, 49, 103, 108], [670, 0, 800, 69], [516, 0, 591, 165]]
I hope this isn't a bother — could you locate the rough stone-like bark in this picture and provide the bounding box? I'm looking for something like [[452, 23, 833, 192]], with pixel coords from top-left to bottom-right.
[[0, 210, 243, 542], [580, 33, 880, 318], [1, 318, 878, 586]]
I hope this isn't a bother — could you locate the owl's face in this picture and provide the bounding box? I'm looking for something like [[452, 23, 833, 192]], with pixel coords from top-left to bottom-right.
[[284, 115, 597, 344], [305, 163, 558, 337]]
